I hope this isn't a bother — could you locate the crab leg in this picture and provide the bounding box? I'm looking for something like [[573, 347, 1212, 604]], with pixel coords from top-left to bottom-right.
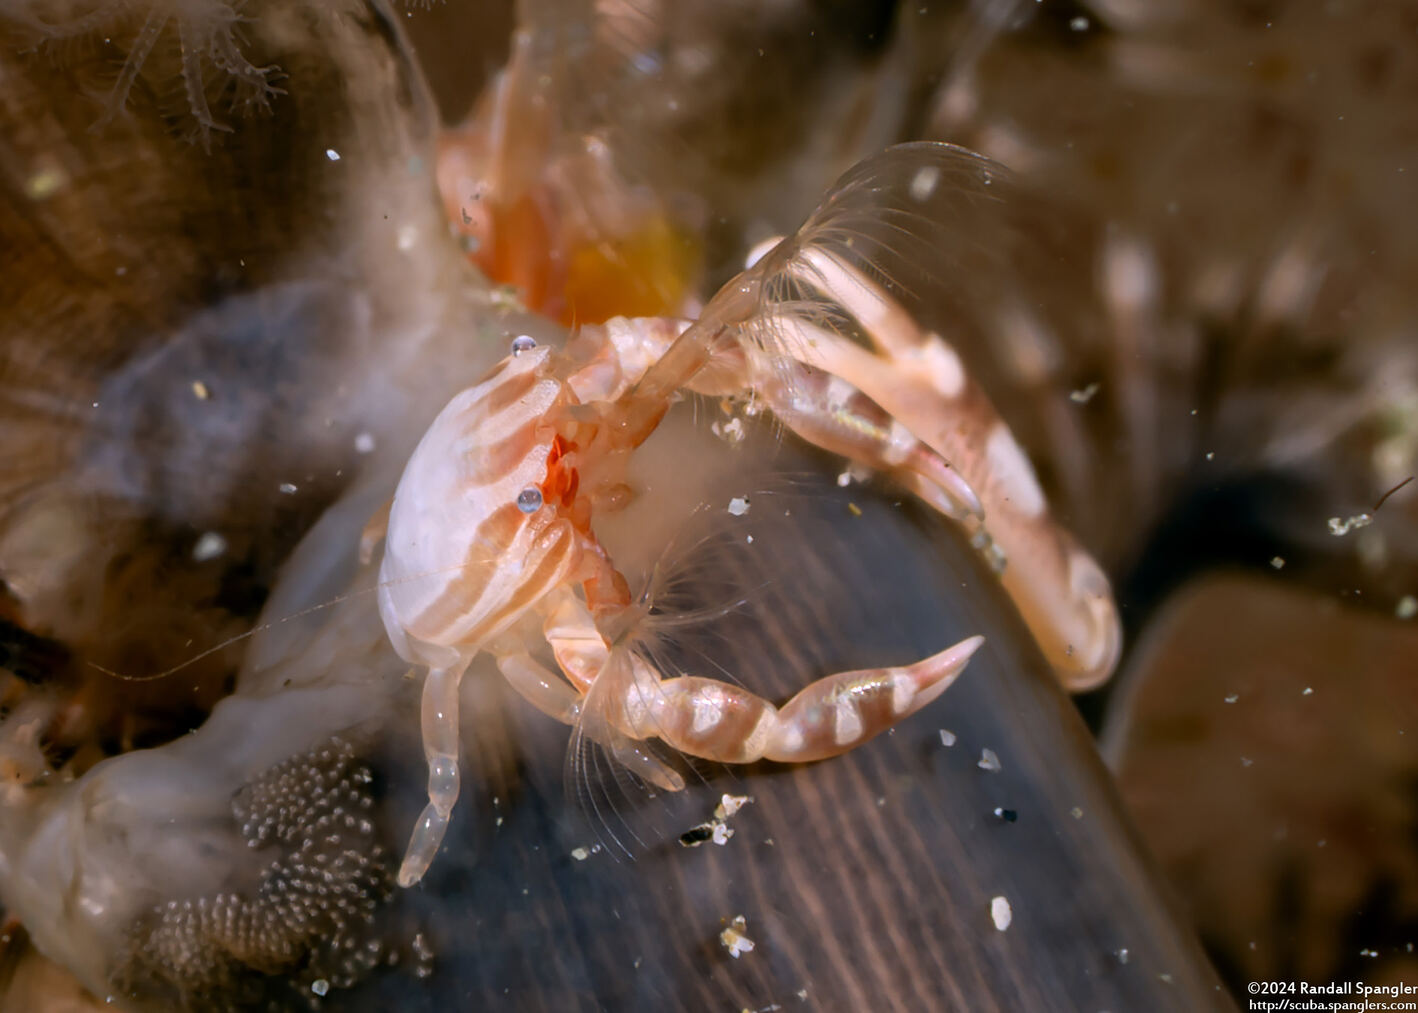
[[511, 594, 687, 793], [565, 313, 983, 523], [493, 590, 622, 716], [500, 651, 689, 798], [613, 636, 984, 765], [751, 360, 985, 523], [498, 652, 583, 723], [399, 654, 472, 887], [779, 248, 1122, 689], [617, 273, 765, 414], [583, 300, 1116, 688]]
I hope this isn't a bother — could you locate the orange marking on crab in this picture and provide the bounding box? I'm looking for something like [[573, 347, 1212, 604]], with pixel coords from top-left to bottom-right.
[[542, 434, 580, 510]]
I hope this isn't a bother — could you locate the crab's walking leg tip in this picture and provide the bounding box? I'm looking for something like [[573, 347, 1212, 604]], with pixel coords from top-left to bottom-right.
[[1050, 552, 1124, 692], [609, 738, 686, 793], [396, 802, 451, 888], [398, 749, 460, 887], [1057, 611, 1122, 693]]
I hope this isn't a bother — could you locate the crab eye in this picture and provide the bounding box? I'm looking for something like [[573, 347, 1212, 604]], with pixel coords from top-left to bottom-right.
[[510, 335, 537, 356], [516, 486, 544, 513]]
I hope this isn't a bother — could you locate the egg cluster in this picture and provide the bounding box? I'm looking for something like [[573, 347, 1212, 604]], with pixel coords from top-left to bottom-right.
[[113, 738, 391, 1008]]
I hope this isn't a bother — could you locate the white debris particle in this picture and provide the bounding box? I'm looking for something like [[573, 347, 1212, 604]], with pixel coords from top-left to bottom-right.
[[1241, 756, 1254, 767], [325, 148, 341, 161], [685, 795, 754, 848], [278, 482, 298, 494], [990, 895, 1012, 931], [716, 794, 753, 819], [311, 979, 330, 996], [1071, 807, 1084, 820], [1116, 948, 1130, 965], [192, 531, 228, 562], [720, 916, 756, 958], [1361, 948, 1379, 958], [837, 464, 871, 487], [797, 989, 809, 1000], [939, 729, 957, 747], [570, 847, 590, 861], [1069, 382, 1100, 404], [746, 535, 754, 544], [1398, 595, 1418, 620], [354, 431, 376, 454], [1224, 694, 1239, 703], [978, 748, 1001, 772], [1329, 513, 1373, 536], [191, 380, 210, 400], [411, 931, 435, 979], [728, 496, 751, 517], [711, 417, 747, 444], [1302, 687, 1314, 696], [1205, 451, 1215, 461], [1270, 556, 1285, 569], [909, 165, 941, 202], [1069, 15, 1089, 31]]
